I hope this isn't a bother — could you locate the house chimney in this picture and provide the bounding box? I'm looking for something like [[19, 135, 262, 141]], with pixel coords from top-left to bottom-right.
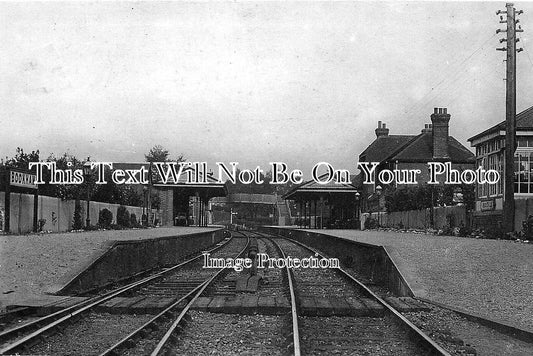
[[430, 108, 450, 159], [375, 121, 389, 138], [421, 123, 433, 134]]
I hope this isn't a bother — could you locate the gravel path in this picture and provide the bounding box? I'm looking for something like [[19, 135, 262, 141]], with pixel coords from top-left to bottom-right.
[[301, 229, 533, 330], [0, 226, 220, 309]]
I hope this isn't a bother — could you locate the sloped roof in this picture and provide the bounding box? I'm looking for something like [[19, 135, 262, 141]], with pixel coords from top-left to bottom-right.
[[358, 135, 414, 162], [468, 105, 533, 142], [351, 172, 363, 189], [282, 173, 358, 200], [389, 133, 475, 163]]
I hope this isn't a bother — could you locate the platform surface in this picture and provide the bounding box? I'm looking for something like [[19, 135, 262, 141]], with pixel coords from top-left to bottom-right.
[[289, 228, 533, 331], [0, 226, 221, 311]]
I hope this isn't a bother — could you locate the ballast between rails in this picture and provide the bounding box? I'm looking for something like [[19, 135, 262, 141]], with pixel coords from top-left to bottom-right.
[[101, 231, 251, 356], [253, 230, 451, 356], [0, 231, 237, 355], [259, 234, 301, 356]]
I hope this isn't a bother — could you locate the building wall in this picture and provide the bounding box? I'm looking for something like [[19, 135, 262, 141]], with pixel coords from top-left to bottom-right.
[[472, 197, 533, 232], [395, 162, 476, 186], [367, 205, 467, 230], [159, 188, 174, 226]]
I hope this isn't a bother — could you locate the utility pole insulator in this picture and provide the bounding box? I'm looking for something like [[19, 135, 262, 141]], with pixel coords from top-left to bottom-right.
[[500, 38, 507, 43], [496, 28, 507, 33], [517, 48, 524, 53], [497, 47, 507, 51], [496, 10, 507, 15]]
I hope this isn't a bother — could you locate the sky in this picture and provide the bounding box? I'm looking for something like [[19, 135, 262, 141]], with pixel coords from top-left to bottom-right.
[[2, 1, 533, 178]]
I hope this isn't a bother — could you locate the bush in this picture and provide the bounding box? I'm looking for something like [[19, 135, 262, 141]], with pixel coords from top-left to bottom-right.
[[364, 218, 379, 229], [130, 213, 139, 227], [117, 206, 130, 228], [485, 226, 504, 239], [73, 203, 83, 230], [98, 208, 113, 229], [458, 226, 471, 237]]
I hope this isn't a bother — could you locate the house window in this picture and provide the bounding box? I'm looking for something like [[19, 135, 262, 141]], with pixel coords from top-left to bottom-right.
[[517, 137, 533, 147], [477, 152, 503, 198], [514, 150, 533, 194]]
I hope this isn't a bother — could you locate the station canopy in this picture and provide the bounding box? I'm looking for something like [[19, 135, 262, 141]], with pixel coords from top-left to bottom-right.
[[112, 162, 227, 198], [283, 173, 359, 201]]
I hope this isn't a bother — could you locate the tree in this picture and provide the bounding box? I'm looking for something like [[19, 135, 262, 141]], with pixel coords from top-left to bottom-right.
[[145, 144, 185, 163], [144, 145, 185, 211], [1, 147, 40, 169]]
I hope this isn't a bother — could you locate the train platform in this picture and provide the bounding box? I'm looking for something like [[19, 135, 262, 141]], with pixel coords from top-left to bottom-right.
[[281, 227, 533, 331], [0, 226, 221, 312]]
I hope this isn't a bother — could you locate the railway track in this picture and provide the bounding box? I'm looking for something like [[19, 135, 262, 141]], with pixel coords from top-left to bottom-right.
[[250, 230, 450, 356], [163, 231, 294, 355], [0, 231, 249, 355], [5, 228, 521, 355]]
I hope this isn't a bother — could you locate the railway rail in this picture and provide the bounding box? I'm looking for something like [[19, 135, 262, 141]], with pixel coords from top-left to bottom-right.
[[250, 230, 450, 356], [0, 231, 249, 355], [4, 228, 529, 355]]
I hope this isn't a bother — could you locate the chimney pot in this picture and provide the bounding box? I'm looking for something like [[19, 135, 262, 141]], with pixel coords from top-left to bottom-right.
[[375, 121, 389, 138], [421, 123, 433, 133], [434, 108, 438, 114]]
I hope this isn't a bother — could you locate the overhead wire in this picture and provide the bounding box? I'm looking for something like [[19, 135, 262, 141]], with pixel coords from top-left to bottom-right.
[[401, 33, 499, 121]]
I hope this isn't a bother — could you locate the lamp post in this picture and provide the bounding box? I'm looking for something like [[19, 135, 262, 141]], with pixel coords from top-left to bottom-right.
[[230, 208, 238, 225], [355, 192, 360, 229], [375, 185, 383, 227], [142, 186, 148, 226], [82, 160, 92, 228]]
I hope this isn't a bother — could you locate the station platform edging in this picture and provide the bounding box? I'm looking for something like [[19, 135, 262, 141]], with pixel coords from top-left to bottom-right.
[[48, 228, 225, 296], [258, 227, 414, 297]]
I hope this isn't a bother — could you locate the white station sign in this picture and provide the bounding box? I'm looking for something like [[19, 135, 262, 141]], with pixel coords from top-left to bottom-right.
[[10, 170, 37, 189]]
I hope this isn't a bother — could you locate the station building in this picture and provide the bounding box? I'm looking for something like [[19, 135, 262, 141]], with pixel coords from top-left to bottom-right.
[[357, 108, 475, 214], [282, 174, 360, 229], [467, 105, 533, 231], [114, 163, 227, 227]]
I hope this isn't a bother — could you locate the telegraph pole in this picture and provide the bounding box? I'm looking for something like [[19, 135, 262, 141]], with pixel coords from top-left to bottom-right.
[[496, 3, 523, 233]]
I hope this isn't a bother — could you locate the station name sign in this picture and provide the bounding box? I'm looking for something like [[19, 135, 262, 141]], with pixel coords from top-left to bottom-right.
[[9, 170, 37, 189], [27, 161, 500, 186]]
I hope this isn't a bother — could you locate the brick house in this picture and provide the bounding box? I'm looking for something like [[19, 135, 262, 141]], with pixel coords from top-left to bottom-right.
[[357, 108, 476, 214]]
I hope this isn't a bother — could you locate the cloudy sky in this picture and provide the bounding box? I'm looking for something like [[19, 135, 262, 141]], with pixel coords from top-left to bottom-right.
[[2, 1, 533, 177]]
